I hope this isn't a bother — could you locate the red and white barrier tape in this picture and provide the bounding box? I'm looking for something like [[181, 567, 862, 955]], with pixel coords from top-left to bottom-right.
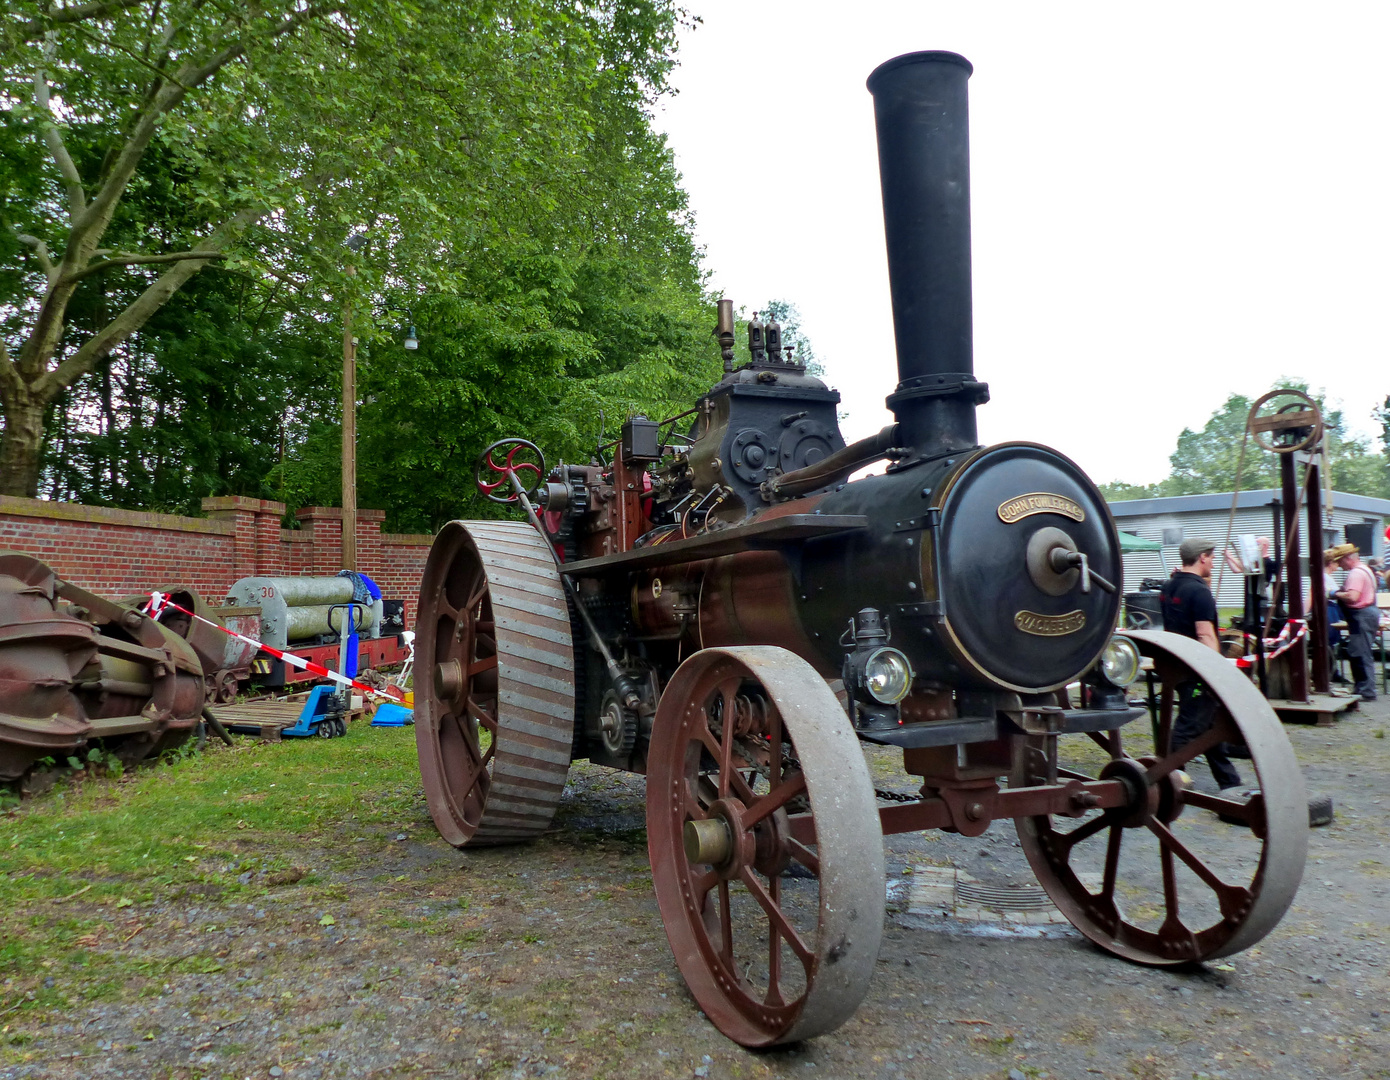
[[1234, 618, 1307, 669], [140, 591, 403, 704]]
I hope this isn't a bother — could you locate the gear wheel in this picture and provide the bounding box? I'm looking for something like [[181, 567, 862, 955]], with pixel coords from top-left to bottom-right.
[[548, 464, 590, 545], [597, 688, 638, 756]]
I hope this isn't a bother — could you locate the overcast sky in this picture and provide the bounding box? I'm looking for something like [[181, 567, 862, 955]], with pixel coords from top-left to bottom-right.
[[656, 1, 1390, 487]]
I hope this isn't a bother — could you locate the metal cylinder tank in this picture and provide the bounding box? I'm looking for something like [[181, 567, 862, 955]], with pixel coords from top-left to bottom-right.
[[224, 576, 381, 648]]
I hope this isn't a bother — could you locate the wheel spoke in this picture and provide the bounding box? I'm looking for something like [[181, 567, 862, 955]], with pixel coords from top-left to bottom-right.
[[717, 682, 737, 796], [1159, 837, 1180, 921], [765, 876, 785, 1007], [464, 576, 489, 613], [718, 881, 734, 963], [725, 765, 759, 806], [684, 787, 708, 822], [740, 868, 814, 974], [1049, 809, 1112, 857], [1147, 817, 1252, 917], [690, 868, 719, 902], [787, 838, 820, 875], [1100, 822, 1123, 905], [1154, 839, 1200, 955], [446, 711, 484, 766], [1145, 718, 1232, 782], [743, 772, 807, 829], [1087, 729, 1120, 756], [466, 697, 498, 735], [1158, 683, 1174, 755], [466, 655, 498, 678], [1184, 790, 1265, 831]]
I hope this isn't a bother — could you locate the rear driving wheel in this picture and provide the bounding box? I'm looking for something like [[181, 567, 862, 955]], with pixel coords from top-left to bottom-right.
[[415, 520, 575, 847], [646, 646, 885, 1047]]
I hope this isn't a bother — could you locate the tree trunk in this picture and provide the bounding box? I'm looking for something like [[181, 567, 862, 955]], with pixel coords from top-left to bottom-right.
[[0, 398, 48, 498]]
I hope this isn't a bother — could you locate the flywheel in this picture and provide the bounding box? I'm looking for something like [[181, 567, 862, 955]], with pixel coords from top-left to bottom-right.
[[415, 520, 576, 846]]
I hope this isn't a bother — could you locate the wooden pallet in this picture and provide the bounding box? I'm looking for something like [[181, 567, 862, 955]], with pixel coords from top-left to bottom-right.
[[207, 699, 364, 742], [1271, 693, 1361, 728]]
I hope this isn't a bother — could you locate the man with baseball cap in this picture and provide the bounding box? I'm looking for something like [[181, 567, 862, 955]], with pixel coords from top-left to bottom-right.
[[1160, 537, 1243, 792], [1329, 542, 1380, 702]]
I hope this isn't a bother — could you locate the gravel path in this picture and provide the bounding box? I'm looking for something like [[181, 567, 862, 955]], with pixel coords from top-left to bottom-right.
[[3, 699, 1388, 1080]]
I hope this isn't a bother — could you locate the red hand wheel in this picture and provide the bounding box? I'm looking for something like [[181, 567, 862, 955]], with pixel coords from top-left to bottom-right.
[[474, 438, 547, 504]]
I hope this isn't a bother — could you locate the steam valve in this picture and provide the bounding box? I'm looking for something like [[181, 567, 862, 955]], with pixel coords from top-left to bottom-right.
[[715, 298, 736, 373], [748, 312, 766, 364]]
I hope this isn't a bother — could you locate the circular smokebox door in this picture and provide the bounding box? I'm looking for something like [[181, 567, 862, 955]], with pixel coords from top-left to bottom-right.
[[934, 443, 1122, 692]]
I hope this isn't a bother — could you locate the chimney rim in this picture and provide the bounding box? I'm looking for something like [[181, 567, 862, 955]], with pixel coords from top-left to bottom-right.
[[866, 50, 973, 92]]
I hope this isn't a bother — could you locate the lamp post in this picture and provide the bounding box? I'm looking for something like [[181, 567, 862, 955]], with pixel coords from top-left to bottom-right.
[[342, 231, 368, 572]]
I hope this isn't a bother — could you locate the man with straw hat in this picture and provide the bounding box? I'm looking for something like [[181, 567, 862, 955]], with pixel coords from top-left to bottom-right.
[[1329, 542, 1379, 702]]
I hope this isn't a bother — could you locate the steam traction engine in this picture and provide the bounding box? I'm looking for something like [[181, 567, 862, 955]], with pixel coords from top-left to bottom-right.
[[414, 52, 1308, 1047]]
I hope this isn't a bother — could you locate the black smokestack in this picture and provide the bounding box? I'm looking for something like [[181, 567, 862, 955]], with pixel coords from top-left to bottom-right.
[[866, 51, 988, 457]]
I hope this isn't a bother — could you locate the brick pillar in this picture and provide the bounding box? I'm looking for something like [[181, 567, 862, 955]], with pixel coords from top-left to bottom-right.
[[296, 507, 344, 575], [356, 509, 385, 583], [203, 496, 261, 584], [254, 499, 288, 577]]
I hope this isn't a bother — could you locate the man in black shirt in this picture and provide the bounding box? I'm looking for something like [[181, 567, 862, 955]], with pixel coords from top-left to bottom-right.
[[1160, 538, 1242, 792]]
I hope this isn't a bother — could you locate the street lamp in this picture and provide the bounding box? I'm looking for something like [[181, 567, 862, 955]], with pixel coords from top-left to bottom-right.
[[403, 309, 419, 351]]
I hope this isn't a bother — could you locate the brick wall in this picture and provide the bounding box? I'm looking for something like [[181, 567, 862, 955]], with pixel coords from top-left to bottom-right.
[[0, 495, 434, 625]]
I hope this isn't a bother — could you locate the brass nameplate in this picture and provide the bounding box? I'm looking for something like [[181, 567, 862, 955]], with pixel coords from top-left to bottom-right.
[[1015, 609, 1086, 636], [998, 492, 1085, 524]]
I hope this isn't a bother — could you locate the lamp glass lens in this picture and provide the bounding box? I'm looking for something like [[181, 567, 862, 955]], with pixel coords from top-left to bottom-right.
[[865, 648, 913, 704], [1100, 636, 1140, 687]]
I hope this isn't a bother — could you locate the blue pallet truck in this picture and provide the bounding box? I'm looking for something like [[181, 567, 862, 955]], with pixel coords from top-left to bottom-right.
[[281, 600, 365, 739], [280, 684, 349, 738]]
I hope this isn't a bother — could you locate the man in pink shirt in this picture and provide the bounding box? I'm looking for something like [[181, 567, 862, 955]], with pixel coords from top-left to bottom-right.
[[1330, 543, 1380, 702]]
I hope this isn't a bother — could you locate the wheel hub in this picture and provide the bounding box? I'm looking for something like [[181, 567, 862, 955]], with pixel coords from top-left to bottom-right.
[[692, 798, 757, 878], [1099, 756, 1158, 828], [684, 817, 733, 866], [434, 659, 463, 702]]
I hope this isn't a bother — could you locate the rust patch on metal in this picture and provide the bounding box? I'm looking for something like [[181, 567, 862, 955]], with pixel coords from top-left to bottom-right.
[[997, 492, 1084, 524], [1014, 609, 1085, 636]]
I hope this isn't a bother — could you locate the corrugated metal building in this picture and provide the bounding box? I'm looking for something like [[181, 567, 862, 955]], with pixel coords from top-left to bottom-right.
[[1108, 490, 1390, 607]]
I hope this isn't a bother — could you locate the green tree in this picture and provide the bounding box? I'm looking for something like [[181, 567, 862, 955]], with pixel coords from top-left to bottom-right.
[[1, 0, 338, 495], [1099, 480, 1158, 501], [760, 299, 824, 376], [1100, 383, 1390, 501], [2, 0, 700, 500]]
